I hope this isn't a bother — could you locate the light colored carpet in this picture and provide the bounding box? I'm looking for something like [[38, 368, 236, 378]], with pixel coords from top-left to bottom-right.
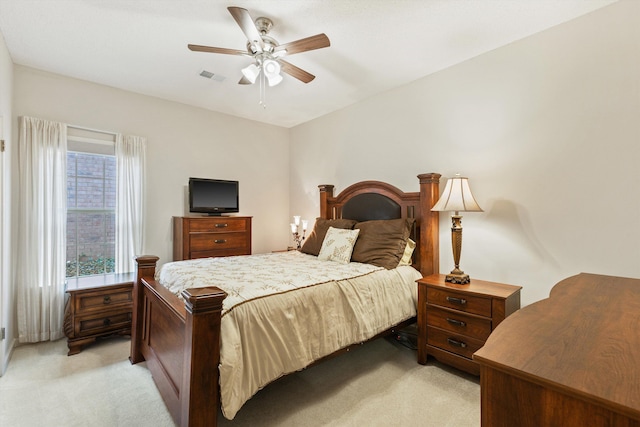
[[0, 336, 480, 426]]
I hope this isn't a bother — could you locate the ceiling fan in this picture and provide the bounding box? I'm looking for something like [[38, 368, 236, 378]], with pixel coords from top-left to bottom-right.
[[188, 6, 330, 87]]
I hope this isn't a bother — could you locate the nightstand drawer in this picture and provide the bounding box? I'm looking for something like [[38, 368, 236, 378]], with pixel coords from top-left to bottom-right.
[[75, 308, 132, 337], [75, 287, 132, 313], [427, 288, 492, 317], [427, 326, 485, 359], [426, 305, 492, 340]]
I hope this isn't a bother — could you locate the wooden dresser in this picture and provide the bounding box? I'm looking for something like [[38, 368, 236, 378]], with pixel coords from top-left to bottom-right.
[[64, 273, 134, 355], [173, 215, 252, 261], [417, 274, 521, 375], [474, 273, 640, 426]]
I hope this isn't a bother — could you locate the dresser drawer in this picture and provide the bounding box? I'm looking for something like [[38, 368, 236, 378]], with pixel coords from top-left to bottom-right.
[[191, 248, 250, 259], [75, 286, 133, 314], [427, 288, 492, 317], [75, 308, 132, 337], [189, 218, 247, 233], [426, 305, 492, 340], [189, 232, 249, 252], [427, 326, 485, 359]]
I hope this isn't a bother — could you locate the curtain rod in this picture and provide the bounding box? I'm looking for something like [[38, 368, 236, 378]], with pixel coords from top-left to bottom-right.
[[68, 124, 118, 137]]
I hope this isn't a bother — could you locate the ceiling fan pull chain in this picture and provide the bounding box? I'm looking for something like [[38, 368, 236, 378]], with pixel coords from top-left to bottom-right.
[[259, 71, 267, 108]]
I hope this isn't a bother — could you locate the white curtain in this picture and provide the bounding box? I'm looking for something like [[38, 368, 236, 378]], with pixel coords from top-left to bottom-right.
[[115, 134, 146, 273], [16, 116, 68, 343]]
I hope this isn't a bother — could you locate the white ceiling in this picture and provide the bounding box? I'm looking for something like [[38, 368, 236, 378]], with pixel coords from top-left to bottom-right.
[[0, 0, 618, 128]]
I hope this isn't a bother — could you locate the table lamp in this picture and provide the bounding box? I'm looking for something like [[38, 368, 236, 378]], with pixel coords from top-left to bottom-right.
[[431, 174, 483, 284]]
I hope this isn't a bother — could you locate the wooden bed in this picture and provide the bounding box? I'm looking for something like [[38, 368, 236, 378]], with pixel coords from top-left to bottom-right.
[[129, 173, 441, 426]]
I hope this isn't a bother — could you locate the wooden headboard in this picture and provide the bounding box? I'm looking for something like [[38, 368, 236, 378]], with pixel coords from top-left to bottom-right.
[[318, 173, 441, 277]]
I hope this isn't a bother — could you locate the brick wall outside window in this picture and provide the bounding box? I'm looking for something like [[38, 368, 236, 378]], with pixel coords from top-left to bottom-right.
[[66, 152, 116, 277]]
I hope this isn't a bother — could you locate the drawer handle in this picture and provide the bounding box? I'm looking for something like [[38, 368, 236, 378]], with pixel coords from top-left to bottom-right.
[[103, 318, 111, 326], [446, 296, 467, 305], [447, 338, 467, 348], [446, 318, 466, 327], [214, 239, 227, 244], [103, 296, 111, 304], [214, 223, 228, 228]]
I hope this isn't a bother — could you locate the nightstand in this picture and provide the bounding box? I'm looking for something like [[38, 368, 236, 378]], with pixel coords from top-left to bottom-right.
[[63, 273, 135, 355], [417, 274, 521, 375]]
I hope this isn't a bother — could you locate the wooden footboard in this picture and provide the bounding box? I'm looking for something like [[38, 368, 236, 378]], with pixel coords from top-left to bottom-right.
[[130, 255, 226, 427]]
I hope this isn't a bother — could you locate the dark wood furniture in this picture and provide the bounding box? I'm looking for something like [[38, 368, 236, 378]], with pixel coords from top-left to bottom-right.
[[172, 215, 252, 261], [64, 273, 135, 355], [417, 274, 521, 375], [130, 173, 441, 427], [474, 273, 640, 426]]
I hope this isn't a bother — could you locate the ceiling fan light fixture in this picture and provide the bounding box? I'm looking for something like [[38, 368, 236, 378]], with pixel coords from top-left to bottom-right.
[[266, 73, 283, 87], [263, 59, 281, 76], [241, 63, 260, 84], [263, 59, 282, 86]]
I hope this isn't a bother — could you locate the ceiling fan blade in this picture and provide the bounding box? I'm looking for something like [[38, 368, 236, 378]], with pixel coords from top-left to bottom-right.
[[238, 75, 253, 85], [279, 60, 315, 84], [227, 6, 263, 50], [188, 44, 248, 56], [274, 34, 330, 56]]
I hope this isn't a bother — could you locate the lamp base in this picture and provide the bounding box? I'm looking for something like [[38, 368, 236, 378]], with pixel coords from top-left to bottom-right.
[[445, 272, 470, 285]]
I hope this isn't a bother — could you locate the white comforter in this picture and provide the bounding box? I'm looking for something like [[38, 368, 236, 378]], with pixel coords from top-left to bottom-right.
[[157, 251, 421, 419]]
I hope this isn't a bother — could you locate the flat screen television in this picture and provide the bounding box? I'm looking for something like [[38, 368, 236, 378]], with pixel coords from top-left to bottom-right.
[[189, 177, 239, 215]]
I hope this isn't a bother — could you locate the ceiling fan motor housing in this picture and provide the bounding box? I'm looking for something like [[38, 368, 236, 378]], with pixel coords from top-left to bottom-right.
[[255, 17, 273, 35]]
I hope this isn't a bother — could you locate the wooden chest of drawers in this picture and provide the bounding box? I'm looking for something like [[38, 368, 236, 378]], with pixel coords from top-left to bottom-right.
[[417, 274, 521, 375], [173, 216, 252, 261], [64, 273, 134, 355]]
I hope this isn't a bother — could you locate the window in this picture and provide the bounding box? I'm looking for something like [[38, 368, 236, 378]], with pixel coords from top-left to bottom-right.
[[66, 152, 116, 278]]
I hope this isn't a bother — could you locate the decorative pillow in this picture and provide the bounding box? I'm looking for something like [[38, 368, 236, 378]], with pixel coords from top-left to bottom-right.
[[317, 226, 360, 264], [300, 218, 358, 256], [351, 218, 415, 269], [398, 238, 416, 266]]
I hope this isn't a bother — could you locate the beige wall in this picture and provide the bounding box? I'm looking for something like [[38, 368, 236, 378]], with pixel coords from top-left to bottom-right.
[[12, 66, 291, 267], [290, 0, 640, 306]]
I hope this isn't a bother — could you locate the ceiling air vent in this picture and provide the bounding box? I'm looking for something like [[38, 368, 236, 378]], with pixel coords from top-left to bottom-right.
[[199, 70, 226, 82]]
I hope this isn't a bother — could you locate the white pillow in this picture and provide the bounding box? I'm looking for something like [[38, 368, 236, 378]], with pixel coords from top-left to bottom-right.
[[318, 226, 360, 264], [398, 238, 416, 266]]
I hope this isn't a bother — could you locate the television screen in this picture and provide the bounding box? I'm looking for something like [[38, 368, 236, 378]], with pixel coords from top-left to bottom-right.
[[189, 178, 239, 215]]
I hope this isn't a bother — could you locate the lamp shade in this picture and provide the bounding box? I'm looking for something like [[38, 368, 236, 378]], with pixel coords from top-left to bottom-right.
[[263, 59, 283, 86], [266, 73, 283, 87], [431, 175, 483, 213], [241, 63, 260, 84]]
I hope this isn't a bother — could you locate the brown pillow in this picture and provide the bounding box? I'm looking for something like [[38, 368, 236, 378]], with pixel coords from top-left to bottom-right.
[[300, 218, 358, 256], [351, 218, 415, 269]]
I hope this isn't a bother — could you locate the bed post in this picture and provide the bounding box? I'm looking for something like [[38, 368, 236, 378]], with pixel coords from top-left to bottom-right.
[[130, 255, 159, 364], [418, 173, 441, 277], [318, 184, 335, 219], [180, 287, 227, 427]]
